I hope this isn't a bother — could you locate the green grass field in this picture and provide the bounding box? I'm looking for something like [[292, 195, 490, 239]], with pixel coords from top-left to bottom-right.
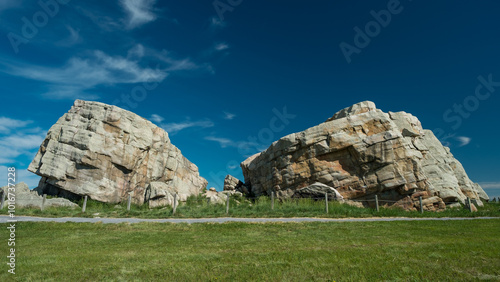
[[2, 195, 500, 219], [0, 219, 499, 281]]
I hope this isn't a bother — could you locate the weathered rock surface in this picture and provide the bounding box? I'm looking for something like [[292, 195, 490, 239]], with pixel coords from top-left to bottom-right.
[[292, 182, 344, 200], [144, 182, 179, 208], [223, 175, 249, 195], [204, 188, 228, 204], [28, 100, 207, 205], [241, 101, 488, 211], [0, 182, 78, 209]]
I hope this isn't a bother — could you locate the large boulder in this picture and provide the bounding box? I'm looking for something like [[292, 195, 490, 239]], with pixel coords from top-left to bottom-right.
[[0, 182, 78, 209], [241, 101, 488, 211], [28, 100, 207, 205]]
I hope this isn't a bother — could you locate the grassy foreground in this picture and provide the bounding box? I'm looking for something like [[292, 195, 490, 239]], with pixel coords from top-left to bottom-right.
[[2, 195, 500, 219], [0, 220, 499, 281]]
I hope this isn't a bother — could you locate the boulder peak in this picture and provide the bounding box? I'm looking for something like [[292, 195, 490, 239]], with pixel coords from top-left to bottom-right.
[[326, 101, 378, 122]]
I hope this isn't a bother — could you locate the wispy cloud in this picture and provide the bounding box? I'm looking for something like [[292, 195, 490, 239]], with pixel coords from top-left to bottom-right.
[[77, 7, 122, 31], [150, 114, 164, 123], [456, 136, 471, 147], [223, 111, 236, 120], [56, 25, 83, 47], [161, 119, 214, 134], [204, 136, 234, 148], [215, 43, 229, 51], [478, 182, 500, 189], [205, 136, 261, 150], [209, 16, 226, 31], [0, 133, 45, 163], [128, 44, 145, 59], [0, 134, 45, 150], [121, 0, 158, 29], [0, 47, 184, 99], [0, 117, 45, 164], [0, 117, 32, 133]]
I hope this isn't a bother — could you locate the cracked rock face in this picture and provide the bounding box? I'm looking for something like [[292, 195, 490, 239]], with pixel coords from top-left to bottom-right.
[[28, 100, 207, 204], [241, 101, 488, 211]]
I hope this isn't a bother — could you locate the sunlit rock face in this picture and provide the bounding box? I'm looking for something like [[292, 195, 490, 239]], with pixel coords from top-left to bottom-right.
[[28, 100, 207, 204], [241, 101, 488, 211]]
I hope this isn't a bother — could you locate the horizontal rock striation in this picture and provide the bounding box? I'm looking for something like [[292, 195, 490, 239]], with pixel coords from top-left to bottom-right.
[[241, 101, 488, 211], [28, 100, 207, 204]]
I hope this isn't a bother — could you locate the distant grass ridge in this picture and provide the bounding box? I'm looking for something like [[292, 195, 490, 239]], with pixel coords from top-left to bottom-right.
[[2, 194, 499, 219]]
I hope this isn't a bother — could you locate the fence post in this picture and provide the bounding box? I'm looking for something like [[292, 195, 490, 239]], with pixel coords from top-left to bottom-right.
[[467, 197, 472, 212], [325, 193, 329, 214], [173, 194, 178, 215], [226, 194, 230, 214], [271, 192, 275, 210], [41, 194, 47, 211], [127, 194, 132, 211], [419, 196, 423, 214], [0, 191, 5, 209], [82, 195, 88, 213], [375, 195, 379, 212]]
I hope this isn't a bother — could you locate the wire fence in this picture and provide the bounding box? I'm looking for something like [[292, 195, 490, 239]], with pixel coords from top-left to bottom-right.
[[2, 189, 495, 215]]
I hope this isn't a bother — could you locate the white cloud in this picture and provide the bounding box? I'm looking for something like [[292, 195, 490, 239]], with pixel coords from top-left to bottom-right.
[[456, 136, 471, 147], [150, 114, 164, 123], [121, 0, 158, 29], [152, 49, 201, 72], [205, 136, 261, 150], [205, 136, 234, 148], [0, 133, 45, 164], [223, 111, 236, 120], [215, 43, 229, 51], [0, 117, 32, 133], [8, 50, 166, 85], [478, 182, 500, 189], [1, 43, 209, 99], [56, 25, 83, 47], [1, 49, 168, 99], [77, 7, 122, 31], [0, 116, 46, 166], [128, 44, 145, 59], [0, 134, 45, 150], [161, 119, 214, 134]]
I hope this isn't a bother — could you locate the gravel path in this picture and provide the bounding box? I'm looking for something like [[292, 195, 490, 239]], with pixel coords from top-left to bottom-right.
[[0, 216, 498, 224]]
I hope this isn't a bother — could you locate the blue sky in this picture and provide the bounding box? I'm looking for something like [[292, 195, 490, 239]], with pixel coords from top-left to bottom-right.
[[1, 0, 499, 198]]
